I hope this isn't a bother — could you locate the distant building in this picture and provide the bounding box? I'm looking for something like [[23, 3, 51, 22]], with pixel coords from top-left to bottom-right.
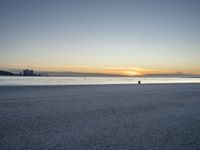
[[23, 69, 34, 76]]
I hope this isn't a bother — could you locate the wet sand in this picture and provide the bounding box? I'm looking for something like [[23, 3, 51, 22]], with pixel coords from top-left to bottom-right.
[[0, 84, 200, 150]]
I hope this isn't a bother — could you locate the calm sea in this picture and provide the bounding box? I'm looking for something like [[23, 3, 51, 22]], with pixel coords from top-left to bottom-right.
[[0, 76, 200, 86]]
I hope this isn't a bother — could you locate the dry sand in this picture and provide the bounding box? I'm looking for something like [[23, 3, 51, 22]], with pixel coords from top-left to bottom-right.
[[0, 84, 200, 150]]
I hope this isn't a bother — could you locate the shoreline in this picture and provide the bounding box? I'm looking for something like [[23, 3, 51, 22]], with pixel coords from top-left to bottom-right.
[[1, 76, 200, 86], [0, 82, 200, 87]]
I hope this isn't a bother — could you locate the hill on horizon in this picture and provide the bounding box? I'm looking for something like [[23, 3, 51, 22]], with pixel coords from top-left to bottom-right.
[[0, 70, 16, 76]]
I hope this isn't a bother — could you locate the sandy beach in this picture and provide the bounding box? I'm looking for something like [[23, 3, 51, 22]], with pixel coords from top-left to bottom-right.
[[0, 83, 200, 150]]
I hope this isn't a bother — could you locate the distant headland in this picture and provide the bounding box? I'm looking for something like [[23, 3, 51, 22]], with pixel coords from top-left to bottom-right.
[[0, 69, 199, 78], [0, 69, 48, 76]]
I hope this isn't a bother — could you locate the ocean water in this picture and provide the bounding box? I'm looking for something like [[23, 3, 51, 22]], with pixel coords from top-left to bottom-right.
[[0, 76, 200, 86]]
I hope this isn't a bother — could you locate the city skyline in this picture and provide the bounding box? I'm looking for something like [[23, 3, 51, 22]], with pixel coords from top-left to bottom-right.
[[0, 0, 200, 76]]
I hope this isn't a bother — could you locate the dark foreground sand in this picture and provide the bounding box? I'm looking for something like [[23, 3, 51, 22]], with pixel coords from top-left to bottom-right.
[[0, 84, 200, 150]]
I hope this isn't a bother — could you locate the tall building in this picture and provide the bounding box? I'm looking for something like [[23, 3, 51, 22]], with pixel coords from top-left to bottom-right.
[[23, 69, 34, 76]]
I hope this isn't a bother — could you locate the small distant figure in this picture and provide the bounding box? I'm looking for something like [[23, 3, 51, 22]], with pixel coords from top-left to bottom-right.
[[138, 81, 141, 84]]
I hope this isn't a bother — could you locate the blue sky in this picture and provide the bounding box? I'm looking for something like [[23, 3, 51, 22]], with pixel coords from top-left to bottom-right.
[[0, 0, 200, 75]]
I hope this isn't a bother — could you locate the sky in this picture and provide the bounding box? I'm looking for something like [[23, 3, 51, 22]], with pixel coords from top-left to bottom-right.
[[0, 0, 200, 76]]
